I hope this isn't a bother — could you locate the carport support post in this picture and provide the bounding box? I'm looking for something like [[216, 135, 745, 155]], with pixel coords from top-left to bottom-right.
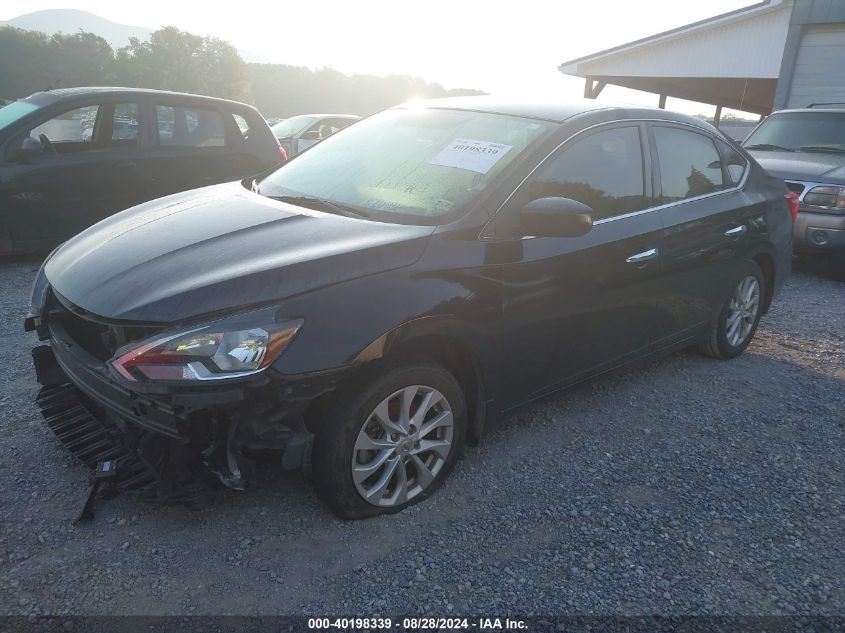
[[583, 77, 606, 99], [658, 94, 667, 109], [714, 105, 723, 128]]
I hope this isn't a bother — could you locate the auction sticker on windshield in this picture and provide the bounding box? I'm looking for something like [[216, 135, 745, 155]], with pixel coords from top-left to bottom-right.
[[430, 138, 512, 174]]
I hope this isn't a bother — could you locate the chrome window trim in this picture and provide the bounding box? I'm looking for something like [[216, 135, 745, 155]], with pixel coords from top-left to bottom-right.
[[596, 184, 748, 225], [482, 117, 750, 236]]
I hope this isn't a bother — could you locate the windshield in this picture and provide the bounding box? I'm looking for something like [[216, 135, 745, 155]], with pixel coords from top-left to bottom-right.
[[258, 108, 552, 223], [0, 101, 40, 131], [271, 115, 319, 139], [744, 112, 845, 152]]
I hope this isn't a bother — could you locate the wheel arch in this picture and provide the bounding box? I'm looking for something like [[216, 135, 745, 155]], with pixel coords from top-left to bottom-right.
[[751, 250, 776, 314], [305, 316, 493, 445], [383, 332, 486, 445]]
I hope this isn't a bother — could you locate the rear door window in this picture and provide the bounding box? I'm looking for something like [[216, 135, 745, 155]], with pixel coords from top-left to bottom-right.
[[109, 103, 141, 146], [653, 126, 725, 203], [156, 105, 226, 147], [232, 113, 250, 139], [529, 125, 646, 221]]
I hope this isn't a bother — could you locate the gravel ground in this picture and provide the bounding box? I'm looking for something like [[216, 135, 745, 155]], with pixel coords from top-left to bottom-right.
[[0, 256, 842, 617]]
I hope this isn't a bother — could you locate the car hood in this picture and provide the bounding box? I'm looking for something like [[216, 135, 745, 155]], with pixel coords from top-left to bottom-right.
[[748, 150, 845, 184], [44, 182, 435, 323]]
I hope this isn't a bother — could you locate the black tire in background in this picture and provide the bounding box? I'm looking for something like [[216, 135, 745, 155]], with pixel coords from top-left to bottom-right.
[[697, 260, 766, 360], [313, 362, 466, 519]]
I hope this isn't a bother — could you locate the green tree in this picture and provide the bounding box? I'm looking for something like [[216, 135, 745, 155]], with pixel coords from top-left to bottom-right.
[[0, 27, 113, 98], [49, 31, 114, 88], [114, 27, 250, 101], [249, 63, 484, 118], [1, 23, 482, 116], [0, 27, 52, 98]]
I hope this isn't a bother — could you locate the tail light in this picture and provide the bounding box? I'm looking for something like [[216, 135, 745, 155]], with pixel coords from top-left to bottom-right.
[[278, 146, 288, 163], [785, 192, 799, 221]]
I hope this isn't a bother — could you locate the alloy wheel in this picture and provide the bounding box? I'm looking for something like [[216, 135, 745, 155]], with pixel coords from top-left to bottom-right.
[[726, 275, 760, 347], [352, 385, 454, 507]]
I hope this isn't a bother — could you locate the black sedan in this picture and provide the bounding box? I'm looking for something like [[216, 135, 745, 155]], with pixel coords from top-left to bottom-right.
[[0, 87, 283, 254], [26, 97, 793, 518]]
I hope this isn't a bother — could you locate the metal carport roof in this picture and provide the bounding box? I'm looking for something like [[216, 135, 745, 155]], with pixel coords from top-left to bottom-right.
[[559, 0, 794, 116]]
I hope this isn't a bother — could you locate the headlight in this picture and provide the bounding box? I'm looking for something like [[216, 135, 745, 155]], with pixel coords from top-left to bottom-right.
[[109, 307, 302, 383], [803, 185, 845, 210]]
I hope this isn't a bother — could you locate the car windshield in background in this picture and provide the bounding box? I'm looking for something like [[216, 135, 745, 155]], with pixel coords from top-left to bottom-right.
[[745, 112, 845, 153], [258, 108, 552, 223], [271, 115, 319, 139], [0, 101, 40, 131]]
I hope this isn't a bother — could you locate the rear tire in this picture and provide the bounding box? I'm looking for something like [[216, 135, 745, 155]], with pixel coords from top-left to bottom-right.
[[697, 260, 765, 360], [312, 362, 466, 519]]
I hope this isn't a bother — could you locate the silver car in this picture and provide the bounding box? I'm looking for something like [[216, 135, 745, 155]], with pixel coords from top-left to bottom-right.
[[271, 113, 360, 158]]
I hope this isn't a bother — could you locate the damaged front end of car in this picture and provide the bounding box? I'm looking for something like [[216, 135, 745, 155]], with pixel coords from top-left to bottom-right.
[[26, 288, 335, 506]]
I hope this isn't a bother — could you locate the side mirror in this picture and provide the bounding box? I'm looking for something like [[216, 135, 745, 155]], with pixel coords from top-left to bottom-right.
[[15, 136, 42, 162], [520, 197, 593, 238]]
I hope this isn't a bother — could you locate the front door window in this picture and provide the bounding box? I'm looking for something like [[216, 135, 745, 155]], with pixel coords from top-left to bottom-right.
[[24, 102, 142, 156], [29, 104, 100, 153], [529, 126, 646, 221]]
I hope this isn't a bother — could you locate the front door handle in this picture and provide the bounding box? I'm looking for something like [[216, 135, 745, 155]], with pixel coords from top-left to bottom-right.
[[724, 225, 747, 237], [626, 248, 658, 264]]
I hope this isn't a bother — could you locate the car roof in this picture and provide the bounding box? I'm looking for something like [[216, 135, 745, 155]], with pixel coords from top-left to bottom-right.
[[279, 114, 360, 120], [768, 107, 845, 114], [21, 86, 253, 110], [394, 95, 713, 128]]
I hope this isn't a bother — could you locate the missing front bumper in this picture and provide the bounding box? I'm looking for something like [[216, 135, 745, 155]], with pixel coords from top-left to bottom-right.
[[33, 343, 314, 504], [37, 382, 156, 493]]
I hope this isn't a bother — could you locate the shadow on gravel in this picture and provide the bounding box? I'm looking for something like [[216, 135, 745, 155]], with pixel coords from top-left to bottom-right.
[[792, 254, 843, 283], [0, 253, 45, 265]]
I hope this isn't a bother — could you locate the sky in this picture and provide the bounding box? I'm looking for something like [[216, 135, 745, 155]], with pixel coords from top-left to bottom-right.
[[1, 0, 760, 117]]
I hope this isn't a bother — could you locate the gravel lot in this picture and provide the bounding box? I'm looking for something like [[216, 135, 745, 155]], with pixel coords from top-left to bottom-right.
[[0, 256, 842, 617]]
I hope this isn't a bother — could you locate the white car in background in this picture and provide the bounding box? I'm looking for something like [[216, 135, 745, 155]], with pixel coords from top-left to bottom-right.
[[271, 113, 360, 158]]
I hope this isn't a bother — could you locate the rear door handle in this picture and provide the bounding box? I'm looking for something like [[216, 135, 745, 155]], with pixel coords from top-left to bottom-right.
[[626, 248, 658, 264], [724, 225, 746, 237]]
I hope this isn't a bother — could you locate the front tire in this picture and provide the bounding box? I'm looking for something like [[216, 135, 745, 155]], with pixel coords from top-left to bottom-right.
[[697, 260, 765, 360], [313, 362, 466, 519]]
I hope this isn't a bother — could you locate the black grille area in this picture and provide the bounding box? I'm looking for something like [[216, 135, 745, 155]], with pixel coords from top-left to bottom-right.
[[47, 291, 161, 362], [37, 383, 155, 491]]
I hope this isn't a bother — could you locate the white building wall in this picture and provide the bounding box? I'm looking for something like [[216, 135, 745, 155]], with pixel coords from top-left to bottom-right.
[[787, 24, 845, 107], [565, 2, 793, 79]]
